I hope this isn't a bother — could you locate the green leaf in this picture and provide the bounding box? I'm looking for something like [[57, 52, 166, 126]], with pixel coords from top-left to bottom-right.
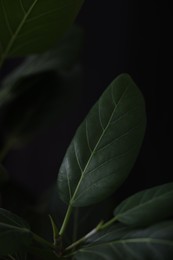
[[58, 74, 146, 207], [0, 208, 32, 255], [114, 182, 173, 227], [74, 221, 173, 260], [0, 0, 84, 63], [0, 26, 83, 147]]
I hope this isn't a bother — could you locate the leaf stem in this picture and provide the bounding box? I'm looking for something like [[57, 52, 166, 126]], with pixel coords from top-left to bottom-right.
[[59, 204, 73, 236], [99, 215, 118, 230], [64, 216, 118, 254], [49, 215, 60, 246], [64, 221, 103, 253]]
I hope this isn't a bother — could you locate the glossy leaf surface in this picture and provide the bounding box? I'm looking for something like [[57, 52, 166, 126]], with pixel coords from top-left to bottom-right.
[[0, 208, 32, 255], [74, 222, 173, 260], [0, 0, 84, 63], [58, 74, 146, 207], [114, 182, 173, 227]]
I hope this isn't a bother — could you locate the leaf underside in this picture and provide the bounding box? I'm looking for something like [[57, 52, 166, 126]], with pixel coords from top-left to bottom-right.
[[58, 74, 146, 207], [74, 222, 173, 260], [114, 182, 173, 227], [0, 208, 32, 255], [0, 0, 84, 61]]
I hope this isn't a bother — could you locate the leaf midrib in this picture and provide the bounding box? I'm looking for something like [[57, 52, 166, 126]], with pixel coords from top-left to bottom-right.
[[1, 0, 38, 63], [70, 85, 129, 205]]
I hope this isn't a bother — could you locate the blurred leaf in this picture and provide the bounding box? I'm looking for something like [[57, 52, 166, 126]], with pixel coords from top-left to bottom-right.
[[1, 25, 83, 86], [0, 0, 84, 63], [74, 221, 173, 260], [58, 74, 146, 207], [0, 208, 32, 256], [114, 182, 173, 227], [0, 26, 83, 147]]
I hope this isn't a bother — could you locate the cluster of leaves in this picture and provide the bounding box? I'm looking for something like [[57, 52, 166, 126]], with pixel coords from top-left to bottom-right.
[[0, 1, 172, 260]]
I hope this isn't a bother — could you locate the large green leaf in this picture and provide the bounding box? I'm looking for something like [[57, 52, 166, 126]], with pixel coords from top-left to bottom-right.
[[0, 208, 32, 255], [74, 222, 173, 260], [0, 0, 84, 63], [58, 74, 146, 207], [114, 182, 173, 227]]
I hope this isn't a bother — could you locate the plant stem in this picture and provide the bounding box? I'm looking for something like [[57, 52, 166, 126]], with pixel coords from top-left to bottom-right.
[[59, 204, 73, 236], [64, 216, 118, 254], [65, 229, 96, 252], [65, 221, 103, 253], [99, 215, 118, 230], [49, 215, 60, 246]]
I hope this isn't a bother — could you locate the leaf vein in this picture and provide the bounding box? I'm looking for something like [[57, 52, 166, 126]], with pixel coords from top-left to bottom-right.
[[85, 141, 140, 177], [96, 121, 142, 153], [66, 171, 72, 200], [98, 99, 104, 131], [85, 119, 92, 153], [1, 0, 39, 62], [74, 142, 83, 173], [70, 85, 130, 204], [19, 0, 26, 14], [74, 144, 140, 201], [26, 4, 72, 22]]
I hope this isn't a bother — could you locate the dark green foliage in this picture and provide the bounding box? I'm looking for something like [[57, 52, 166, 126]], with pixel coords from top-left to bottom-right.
[[74, 222, 173, 260], [114, 182, 173, 227], [0, 0, 84, 61], [0, 1, 172, 260], [0, 208, 32, 255], [58, 74, 146, 206]]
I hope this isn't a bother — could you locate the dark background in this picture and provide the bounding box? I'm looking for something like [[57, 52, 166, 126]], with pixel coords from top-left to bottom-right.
[[2, 1, 171, 202]]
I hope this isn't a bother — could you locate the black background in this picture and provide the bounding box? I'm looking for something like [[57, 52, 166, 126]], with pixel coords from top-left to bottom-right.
[[2, 1, 172, 201]]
